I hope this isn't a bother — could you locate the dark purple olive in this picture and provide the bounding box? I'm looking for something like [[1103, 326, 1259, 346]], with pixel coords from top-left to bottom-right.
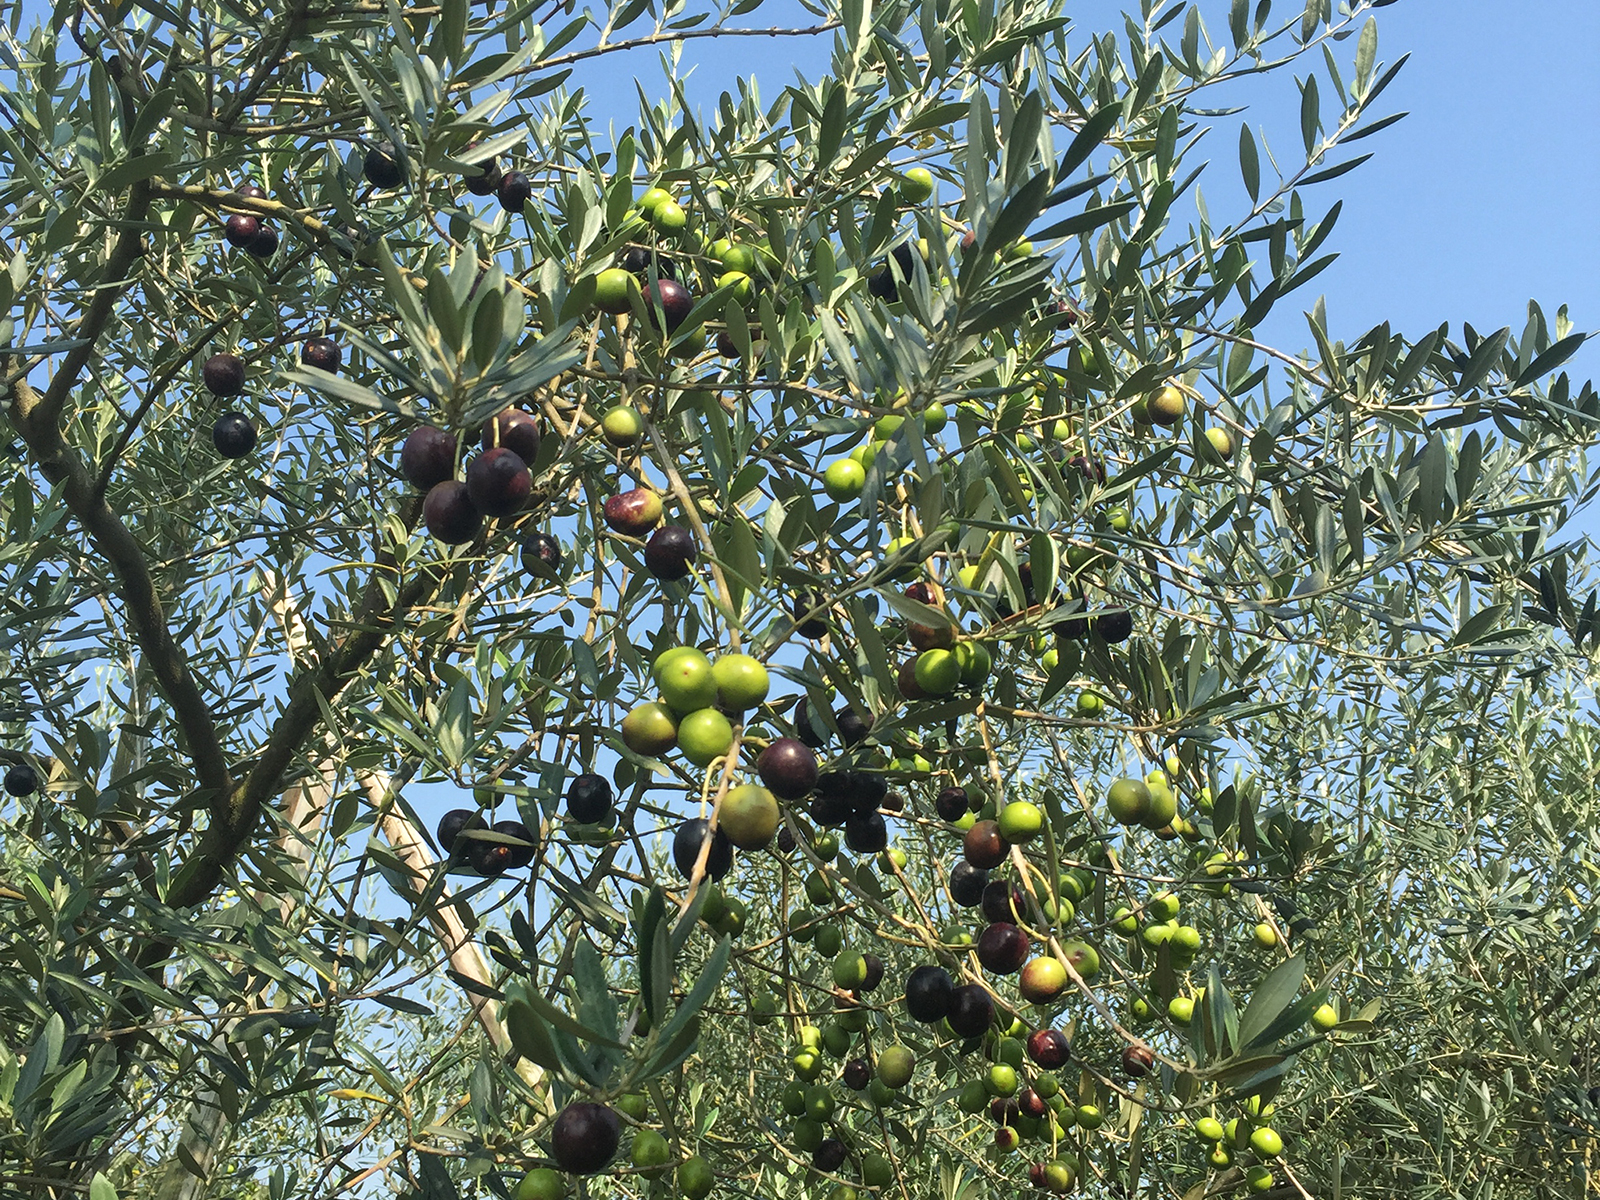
[[935, 786, 970, 822], [793, 698, 829, 749], [202, 353, 245, 397], [1067, 455, 1106, 485], [566, 773, 613, 824], [672, 817, 733, 881], [245, 224, 278, 259], [423, 480, 482, 544], [1018, 1088, 1048, 1118], [810, 789, 852, 828], [846, 771, 888, 816], [212, 411, 257, 458], [1058, 605, 1091, 641], [949, 861, 989, 907], [1093, 607, 1133, 644], [868, 244, 918, 303], [792, 591, 828, 638], [481, 408, 542, 462], [963, 820, 1010, 869], [498, 169, 532, 212], [835, 708, 870, 746], [812, 1139, 847, 1173], [844, 811, 887, 854], [858, 952, 884, 993], [976, 923, 1030, 974], [465, 446, 531, 517], [620, 246, 676, 279], [522, 531, 563, 578], [981, 880, 1027, 924], [843, 1059, 871, 1090], [236, 183, 268, 201], [903, 965, 953, 1023], [644, 525, 696, 580], [3, 763, 39, 796], [436, 808, 484, 854], [467, 835, 514, 875], [946, 984, 995, 1038], [465, 158, 503, 196], [1122, 1044, 1154, 1077], [1046, 299, 1078, 329], [492, 819, 537, 869], [550, 1102, 621, 1174], [1027, 1028, 1071, 1068], [645, 278, 694, 332], [401, 426, 458, 490], [224, 214, 261, 248], [363, 143, 406, 189], [301, 337, 341, 373], [756, 738, 818, 800]]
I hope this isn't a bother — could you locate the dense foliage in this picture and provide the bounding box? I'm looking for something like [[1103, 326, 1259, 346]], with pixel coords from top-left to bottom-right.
[[0, 0, 1596, 1197]]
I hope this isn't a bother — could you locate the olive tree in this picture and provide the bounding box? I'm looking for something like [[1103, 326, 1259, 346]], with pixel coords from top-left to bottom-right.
[[0, 0, 1596, 1197]]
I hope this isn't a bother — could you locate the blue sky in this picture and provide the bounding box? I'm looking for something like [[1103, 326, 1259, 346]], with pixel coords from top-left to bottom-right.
[[572, 0, 1600, 379]]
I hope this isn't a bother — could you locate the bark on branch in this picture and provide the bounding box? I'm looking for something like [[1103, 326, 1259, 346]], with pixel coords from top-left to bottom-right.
[[168, 495, 429, 907], [5, 376, 234, 813]]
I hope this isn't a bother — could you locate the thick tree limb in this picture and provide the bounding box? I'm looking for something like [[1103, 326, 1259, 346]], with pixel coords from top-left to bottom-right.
[[5, 376, 234, 814], [264, 574, 538, 1078], [164, 500, 430, 906]]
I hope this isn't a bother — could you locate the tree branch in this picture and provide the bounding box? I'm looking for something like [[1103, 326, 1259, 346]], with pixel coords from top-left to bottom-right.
[[29, 177, 150, 430], [167, 495, 430, 907], [4, 375, 233, 811]]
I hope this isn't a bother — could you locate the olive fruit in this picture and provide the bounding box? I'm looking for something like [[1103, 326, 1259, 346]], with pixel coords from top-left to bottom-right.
[[436, 808, 484, 855], [935, 786, 969, 821], [301, 337, 340, 373], [244, 225, 278, 258], [465, 158, 503, 196], [363, 143, 406, 189], [844, 811, 887, 854], [981, 879, 1027, 924], [202, 353, 245, 396], [963, 820, 1010, 869], [3, 763, 39, 796], [645, 278, 694, 332], [1121, 1044, 1154, 1077], [465, 447, 531, 517], [498, 170, 533, 212], [550, 1102, 621, 1174], [644, 525, 697, 580], [224, 214, 261, 248], [212, 412, 257, 458], [423, 481, 482, 544], [836, 708, 871, 746], [491, 819, 537, 869], [401, 426, 458, 490], [945, 984, 995, 1038], [792, 591, 829, 638], [903, 965, 954, 1023], [523, 531, 564, 578], [949, 861, 990, 907], [482, 408, 542, 462], [672, 817, 733, 881], [756, 738, 818, 799], [1027, 1028, 1071, 1068], [566, 773, 613, 824], [976, 923, 1030, 974]]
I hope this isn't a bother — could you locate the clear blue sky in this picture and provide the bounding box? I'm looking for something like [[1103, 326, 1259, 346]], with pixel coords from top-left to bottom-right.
[[575, 0, 1600, 379]]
